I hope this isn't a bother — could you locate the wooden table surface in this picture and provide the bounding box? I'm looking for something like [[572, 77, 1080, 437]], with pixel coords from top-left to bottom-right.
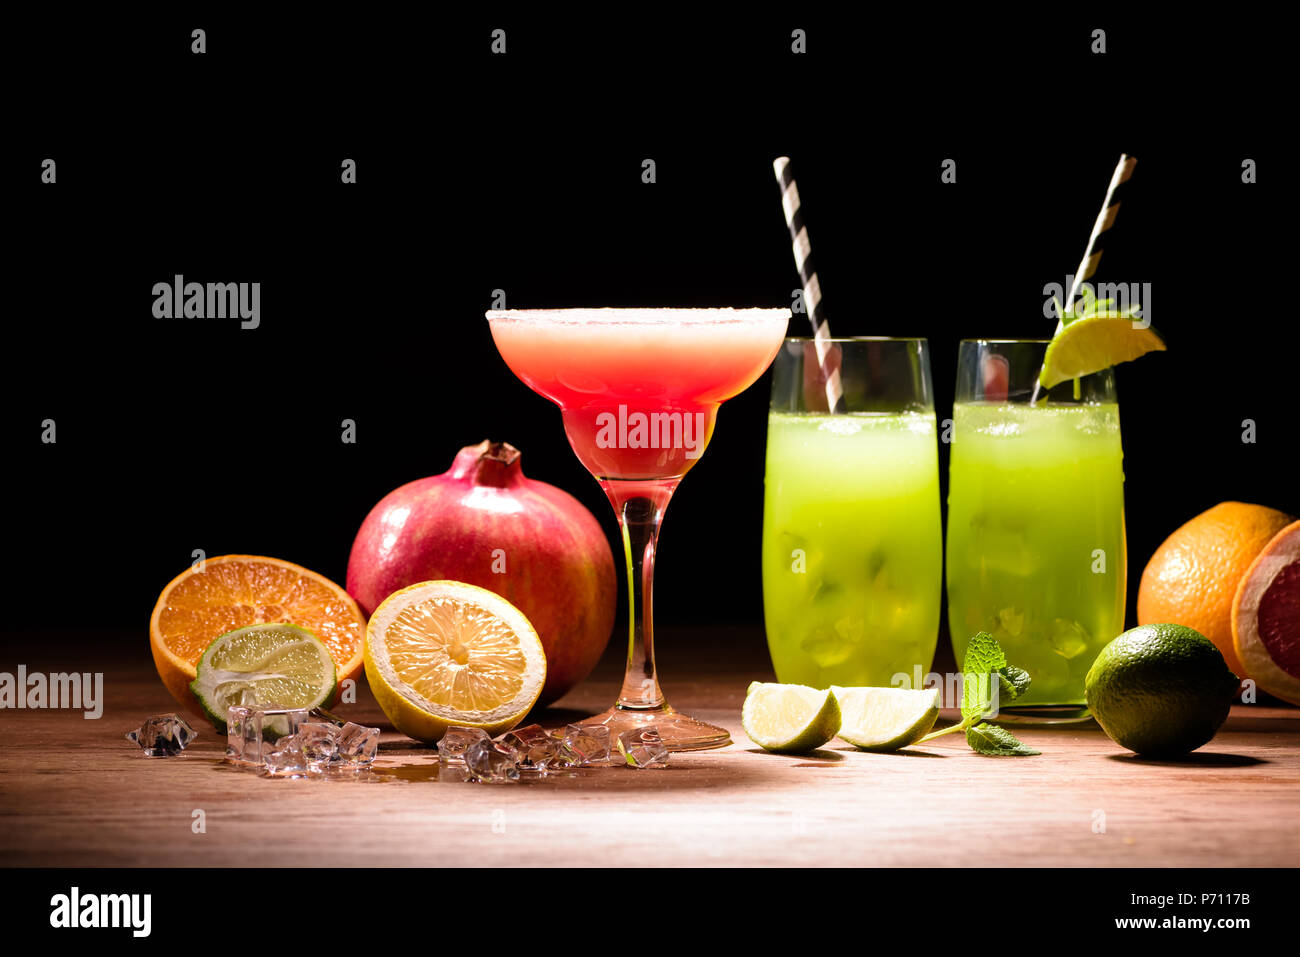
[[2, 627, 1297, 868]]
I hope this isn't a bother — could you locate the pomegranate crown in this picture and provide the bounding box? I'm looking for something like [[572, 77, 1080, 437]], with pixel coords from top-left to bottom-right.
[[450, 440, 522, 487]]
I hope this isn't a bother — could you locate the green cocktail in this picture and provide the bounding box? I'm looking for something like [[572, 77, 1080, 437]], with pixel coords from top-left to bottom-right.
[[762, 338, 942, 688], [946, 341, 1127, 711]]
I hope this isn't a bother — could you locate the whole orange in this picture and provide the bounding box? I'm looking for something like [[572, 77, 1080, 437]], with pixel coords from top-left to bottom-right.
[[1137, 502, 1295, 676]]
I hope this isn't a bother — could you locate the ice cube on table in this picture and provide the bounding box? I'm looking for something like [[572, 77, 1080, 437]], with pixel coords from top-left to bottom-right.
[[298, 721, 341, 768], [263, 737, 310, 778], [540, 750, 578, 772], [225, 703, 309, 766], [464, 738, 520, 783], [334, 722, 379, 768], [437, 762, 472, 784], [562, 724, 611, 766], [616, 727, 669, 769], [125, 714, 197, 756], [500, 723, 562, 770], [438, 726, 489, 765]]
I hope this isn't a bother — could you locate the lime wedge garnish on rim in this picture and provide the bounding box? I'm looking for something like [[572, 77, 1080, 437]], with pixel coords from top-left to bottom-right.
[[190, 623, 337, 731], [742, 681, 842, 753], [831, 686, 940, 751], [1038, 315, 1166, 389]]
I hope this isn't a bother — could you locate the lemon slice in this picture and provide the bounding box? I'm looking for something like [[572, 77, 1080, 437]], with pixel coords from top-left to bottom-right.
[[1038, 315, 1166, 389], [190, 623, 338, 731], [363, 580, 547, 743], [741, 681, 842, 753], [831, 686, 940, 751]]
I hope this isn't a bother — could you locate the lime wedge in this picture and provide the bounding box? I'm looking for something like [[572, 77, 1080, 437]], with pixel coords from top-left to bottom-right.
[[190, 623, 337, 731], [831, 686, 941, 751], [741, 681, 842, 753], [1038, 315, 1166, 389]]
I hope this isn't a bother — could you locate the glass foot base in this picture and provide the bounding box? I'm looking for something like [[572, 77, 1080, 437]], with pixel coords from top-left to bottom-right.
[[992, 704, 1094, 725], [578, 705, 732, 751]]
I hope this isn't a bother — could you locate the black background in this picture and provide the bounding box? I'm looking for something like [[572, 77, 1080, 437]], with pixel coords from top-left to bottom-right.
[[5, 11, 1294, 653]]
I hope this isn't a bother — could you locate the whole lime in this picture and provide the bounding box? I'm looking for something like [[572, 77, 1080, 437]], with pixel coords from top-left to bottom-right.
[[1085, 624, 1239, 756]]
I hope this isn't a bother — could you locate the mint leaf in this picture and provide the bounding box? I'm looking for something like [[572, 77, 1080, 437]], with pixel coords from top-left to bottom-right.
[[1075, 284, 1096, 316], [962, 631, 1007, 676], [966, 722, 1041, 756], [961, 672, 993, 724], [997, 665, 1031, 704], [919, 631, 1041, 755], [960, 632, 1007, 724], [1052, 296, 1065, 322], [1060, 288, 1145, 326]]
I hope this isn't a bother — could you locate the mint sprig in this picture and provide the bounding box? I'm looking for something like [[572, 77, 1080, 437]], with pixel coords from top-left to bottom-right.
[[1053, 285, 1143, 327], [919, 632, 1041, 756]]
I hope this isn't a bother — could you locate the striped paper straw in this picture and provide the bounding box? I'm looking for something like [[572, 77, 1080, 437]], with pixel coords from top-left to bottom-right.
[[1032, 153, 1138, 403], [1057, 153, 1138, 331], [773, 156, 843, 412]]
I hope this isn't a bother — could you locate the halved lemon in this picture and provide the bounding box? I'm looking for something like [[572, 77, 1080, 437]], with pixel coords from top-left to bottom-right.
[[363, 580, 547, 743], [150, 555, 365, 715]]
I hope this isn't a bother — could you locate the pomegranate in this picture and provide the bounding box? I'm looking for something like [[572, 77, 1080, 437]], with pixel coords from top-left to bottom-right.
[[346, 440, 616, 706]]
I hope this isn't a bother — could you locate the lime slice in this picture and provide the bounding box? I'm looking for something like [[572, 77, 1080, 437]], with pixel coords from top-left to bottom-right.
[[190, 623, 338, 731], [1038, 315, 1166, 389], [741, 681, 842, 753], [831, 686, 940, 751]]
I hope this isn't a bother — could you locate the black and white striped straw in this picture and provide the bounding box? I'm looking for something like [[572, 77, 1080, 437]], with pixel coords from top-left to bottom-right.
[[1032, 153, 1138, 403], [1057, 153, 1138, 330], [773, 156, 843, 411]]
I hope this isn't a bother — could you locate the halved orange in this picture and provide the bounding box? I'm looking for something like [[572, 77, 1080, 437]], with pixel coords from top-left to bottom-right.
[[364, 580, 547, 742], [149, 555, 366, 714]]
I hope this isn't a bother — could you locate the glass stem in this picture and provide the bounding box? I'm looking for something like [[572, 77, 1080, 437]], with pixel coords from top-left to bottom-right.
[[608, 490, 673, 711]]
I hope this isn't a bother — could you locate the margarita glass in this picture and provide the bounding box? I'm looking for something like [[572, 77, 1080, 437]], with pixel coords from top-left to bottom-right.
[[486, 308, 790, 750]]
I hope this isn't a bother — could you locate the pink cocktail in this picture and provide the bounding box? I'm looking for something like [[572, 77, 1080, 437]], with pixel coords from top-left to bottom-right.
[[487, 308, 790, 749]]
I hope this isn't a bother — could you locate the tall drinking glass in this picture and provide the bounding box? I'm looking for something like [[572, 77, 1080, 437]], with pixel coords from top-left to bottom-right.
[[762, 338, 942, 687], [946, 340, 1126, 718], [486, 308, 790, 750]]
